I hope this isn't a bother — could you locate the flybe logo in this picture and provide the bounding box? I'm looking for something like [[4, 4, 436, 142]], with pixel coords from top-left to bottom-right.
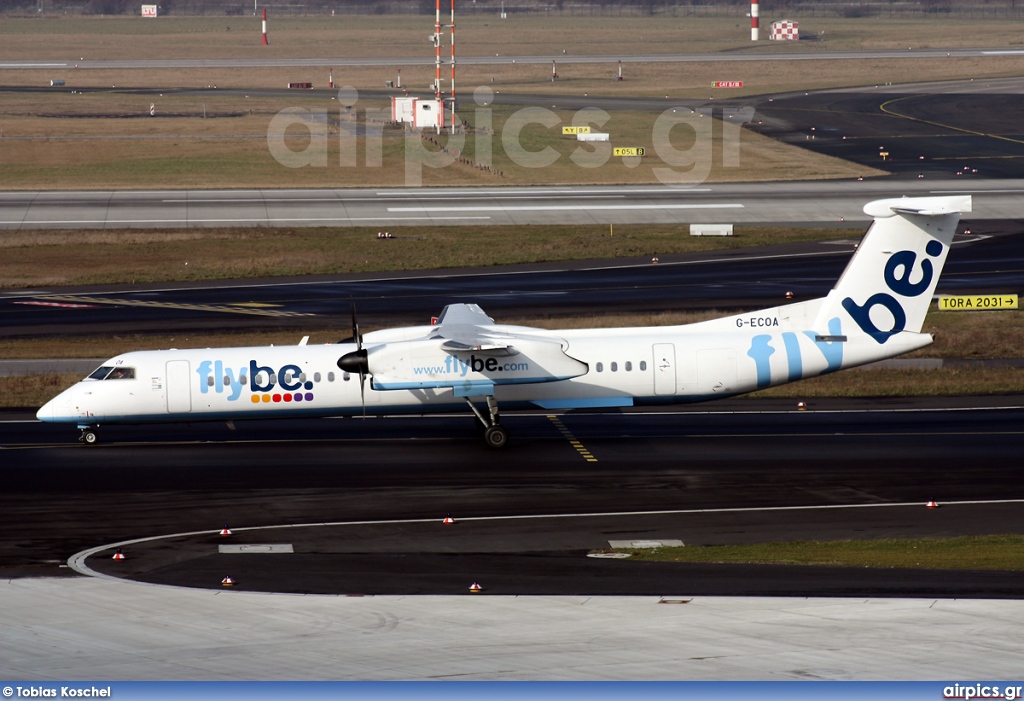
[[841, 241, 943, 344], [197, 360, 316, 404]]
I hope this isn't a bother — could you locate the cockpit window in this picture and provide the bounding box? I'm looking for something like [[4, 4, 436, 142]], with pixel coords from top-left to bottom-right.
[[106, 366, 135, 380], [88, 366, 114, 380]]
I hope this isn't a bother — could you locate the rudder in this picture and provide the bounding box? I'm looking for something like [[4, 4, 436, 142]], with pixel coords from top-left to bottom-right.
[[813, 195, 971, 344]]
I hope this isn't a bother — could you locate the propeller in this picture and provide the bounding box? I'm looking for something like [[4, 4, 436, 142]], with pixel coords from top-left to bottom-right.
[[338, 300, 369, 415]]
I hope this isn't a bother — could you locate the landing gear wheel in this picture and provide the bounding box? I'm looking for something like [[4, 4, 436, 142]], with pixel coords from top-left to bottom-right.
[[484, 425, 508, 449], [80, 430, 98, 445]]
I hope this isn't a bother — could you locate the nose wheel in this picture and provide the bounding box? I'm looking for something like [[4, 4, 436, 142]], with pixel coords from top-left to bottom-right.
[[465, 395, 509, 449], [78, 428, 98, 445]]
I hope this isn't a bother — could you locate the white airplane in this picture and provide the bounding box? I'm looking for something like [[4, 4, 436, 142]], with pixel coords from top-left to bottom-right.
[[37, 195, 970, 448]]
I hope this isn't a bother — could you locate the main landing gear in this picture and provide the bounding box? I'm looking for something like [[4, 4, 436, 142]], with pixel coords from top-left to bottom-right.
[[78, 426, 98, 445], [464, 395, 509, 449]]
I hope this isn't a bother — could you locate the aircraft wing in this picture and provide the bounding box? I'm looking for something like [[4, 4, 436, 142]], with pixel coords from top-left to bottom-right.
[[429, 303, 550, 356], [359, 303, 589, 392]]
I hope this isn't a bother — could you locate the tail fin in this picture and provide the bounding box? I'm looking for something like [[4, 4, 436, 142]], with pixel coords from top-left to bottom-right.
[[813, 195, 971, 344]]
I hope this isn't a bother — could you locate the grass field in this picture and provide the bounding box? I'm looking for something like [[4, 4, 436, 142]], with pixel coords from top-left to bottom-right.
[[3, 15, 1024, 188], [0, 224, 857, 287], [604, 535, 1024, 570], [0, 98, 878, 189], [4, 16, 1024, 61]]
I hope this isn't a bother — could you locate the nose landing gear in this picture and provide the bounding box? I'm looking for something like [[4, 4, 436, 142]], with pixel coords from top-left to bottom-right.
[[78, 427, 98, 445]]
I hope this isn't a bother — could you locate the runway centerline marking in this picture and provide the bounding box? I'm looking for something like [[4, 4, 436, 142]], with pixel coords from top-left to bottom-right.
[[67, 498, 1024, 590]]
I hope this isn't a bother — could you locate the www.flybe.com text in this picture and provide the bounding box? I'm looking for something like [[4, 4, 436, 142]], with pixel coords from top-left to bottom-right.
[[413, 355, 530, 377]]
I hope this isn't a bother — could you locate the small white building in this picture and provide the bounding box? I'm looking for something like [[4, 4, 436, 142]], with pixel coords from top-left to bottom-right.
[[770, 19, 799, 41], [390, 96, 444, 129]]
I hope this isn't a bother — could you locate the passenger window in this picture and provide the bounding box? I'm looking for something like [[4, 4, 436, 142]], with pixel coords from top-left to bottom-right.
[[314, 372, 321, 383], [269, 373, 277, 384], [596, 362, 603, 372], [223, 376, 231, 386], [207, 376, 215, 387], [106, 367, 135, 380], [343, 372, 351, 381], [88, 366, 113, 380], [299, 373, 306, 383], [328, 372, 335, 382], [640, 361, 648, 371], [239, 374, 247, 385], [626, 361, 633, 371], [611, 362, 618, 372]]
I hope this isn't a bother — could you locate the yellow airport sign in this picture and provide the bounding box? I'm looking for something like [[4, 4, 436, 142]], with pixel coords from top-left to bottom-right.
[[937, 294, 1018, 311], [613, 147, 645, 157], [562, 126, 591, 135]]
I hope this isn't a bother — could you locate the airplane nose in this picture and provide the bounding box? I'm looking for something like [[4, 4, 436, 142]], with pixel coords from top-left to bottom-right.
[[37, 386, 75, 423], [36, 398, 55, 422]]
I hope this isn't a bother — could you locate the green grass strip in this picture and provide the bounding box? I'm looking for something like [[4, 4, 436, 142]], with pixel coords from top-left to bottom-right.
[[607, 535, 1024, 570]]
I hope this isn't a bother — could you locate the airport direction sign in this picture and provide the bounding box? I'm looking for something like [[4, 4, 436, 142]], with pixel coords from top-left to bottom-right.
[[937, 294, 1018, 311], [713, 81, 744, 88], [613, 147, 645, 157], [562, 126, 591, 135]]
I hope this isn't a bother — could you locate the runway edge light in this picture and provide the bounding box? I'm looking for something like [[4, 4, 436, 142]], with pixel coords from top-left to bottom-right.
[[443, 514, 456, 525], [220, 524, 233, 536], [112, 548, 125, 561]]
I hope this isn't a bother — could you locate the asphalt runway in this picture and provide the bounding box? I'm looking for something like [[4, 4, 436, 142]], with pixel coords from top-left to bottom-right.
[[3, 398, 1024, 597], [750, 77, 1024, 179], [3, 47, 1020, 71], [1, 225, 1020, 338]]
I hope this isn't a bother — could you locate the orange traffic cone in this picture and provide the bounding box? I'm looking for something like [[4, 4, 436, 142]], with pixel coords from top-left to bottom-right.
[[926, 501, 939, 509], [443, 514, 455, 525], [220, 525, 233, 536], [222, 576, 235, 587], [469, 582, 483, 593], [112, 548, 125, 561]]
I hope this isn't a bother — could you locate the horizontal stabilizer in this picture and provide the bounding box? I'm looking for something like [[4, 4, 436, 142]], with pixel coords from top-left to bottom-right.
[[863, 195, 972, 218]]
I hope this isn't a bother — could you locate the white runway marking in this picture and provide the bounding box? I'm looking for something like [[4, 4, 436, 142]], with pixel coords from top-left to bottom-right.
[[160, 194, 628, 203], [388, 203, 745, 213], [3, 216, 492, 225]]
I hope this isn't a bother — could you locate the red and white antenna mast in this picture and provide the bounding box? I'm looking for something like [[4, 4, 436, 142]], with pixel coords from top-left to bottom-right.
[[261, 7, 269, 45], [751, 0, 759, 41], [435, 0, 443, 130], [450, 0, 456, 131]]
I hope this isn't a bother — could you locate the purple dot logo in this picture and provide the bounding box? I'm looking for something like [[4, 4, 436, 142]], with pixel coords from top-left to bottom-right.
[[304, 393, 314, 401]]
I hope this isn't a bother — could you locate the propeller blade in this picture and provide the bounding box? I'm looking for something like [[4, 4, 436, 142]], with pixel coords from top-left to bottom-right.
[[359, 369, 366, 418], [350, 299, 362, 351]]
